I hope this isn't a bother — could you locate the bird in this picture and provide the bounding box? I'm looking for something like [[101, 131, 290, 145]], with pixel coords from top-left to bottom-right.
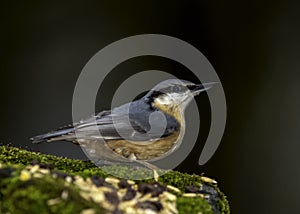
[[31, 79, 216, 180]]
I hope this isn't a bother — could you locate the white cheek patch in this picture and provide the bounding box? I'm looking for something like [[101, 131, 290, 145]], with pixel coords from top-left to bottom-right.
[[156, 95, 172, 105]]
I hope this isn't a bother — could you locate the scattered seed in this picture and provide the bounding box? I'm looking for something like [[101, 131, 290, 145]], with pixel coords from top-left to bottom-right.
[[61, 190, 69, 200], [20, 170, 31, 181], [90, 192, 104, 203], [33, 173, 43, 178], [99, 186, 114, 193], [182, 193, 197, 197], [105, 177, 120, 187], [182, 193, 205, 198], [200, 176, 217, 184], [141, 209, 157, 214], [80, 208, 96, 214], [162, 201, 178, 214], [30, 165, 40, 173], [39, 169, 50, 175], [167, 185, 181, 193], [65, 176, 73, 183], [127, 180, 135, 185], [160, 191, 177, 201], [47, 198, 61, 206], [123, 207, 136, 214]]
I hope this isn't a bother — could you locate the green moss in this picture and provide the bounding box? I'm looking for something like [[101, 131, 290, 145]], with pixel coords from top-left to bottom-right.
[[177, 197, 214, 214], [0, 144, 229, 213]]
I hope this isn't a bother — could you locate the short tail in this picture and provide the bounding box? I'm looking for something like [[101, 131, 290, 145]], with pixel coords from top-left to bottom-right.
[[30, 127, 75, 144]]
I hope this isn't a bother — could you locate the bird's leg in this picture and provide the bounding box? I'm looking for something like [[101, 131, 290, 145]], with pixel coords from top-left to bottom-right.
[[128, 153, 159, 181], [136, 160, 160, 182]]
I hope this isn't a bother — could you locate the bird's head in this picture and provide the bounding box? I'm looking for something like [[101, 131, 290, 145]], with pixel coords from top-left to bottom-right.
[[144, 79, 216, 112]]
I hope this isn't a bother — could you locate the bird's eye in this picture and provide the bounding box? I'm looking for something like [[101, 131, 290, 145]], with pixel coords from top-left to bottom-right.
[[173, 85, 180, 93]]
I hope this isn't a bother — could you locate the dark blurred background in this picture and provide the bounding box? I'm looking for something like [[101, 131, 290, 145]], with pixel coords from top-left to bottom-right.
[[1, 0, 300, 213]]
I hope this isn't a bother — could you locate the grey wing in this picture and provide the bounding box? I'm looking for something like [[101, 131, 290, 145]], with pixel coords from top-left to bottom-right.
[[75, 114, 162, 142], [75, 103, 172, 142]]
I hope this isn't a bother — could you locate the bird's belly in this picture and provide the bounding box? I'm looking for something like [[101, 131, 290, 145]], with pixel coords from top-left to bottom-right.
[[106, 131, 181, 161]]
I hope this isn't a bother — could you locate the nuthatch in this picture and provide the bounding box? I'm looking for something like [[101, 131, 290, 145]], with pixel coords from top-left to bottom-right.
[[31, 79, 215, 180]]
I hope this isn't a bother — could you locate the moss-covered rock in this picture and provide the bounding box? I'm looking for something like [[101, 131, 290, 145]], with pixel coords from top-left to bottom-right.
[[0, 145, 229, 214]]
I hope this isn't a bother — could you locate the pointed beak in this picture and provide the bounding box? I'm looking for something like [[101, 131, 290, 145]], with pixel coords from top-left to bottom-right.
[[190, 82, 218, 95]]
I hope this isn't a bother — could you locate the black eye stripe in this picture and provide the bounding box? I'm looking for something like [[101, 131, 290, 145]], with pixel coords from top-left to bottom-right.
[[151, 90, 166, 98], [159, 85, 187, 94], [186, 84, 198, 90], [151, 84, 196, 95]]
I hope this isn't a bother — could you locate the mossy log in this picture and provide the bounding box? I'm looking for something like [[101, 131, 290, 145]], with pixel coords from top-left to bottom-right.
[[0, 145, 229, 214]]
